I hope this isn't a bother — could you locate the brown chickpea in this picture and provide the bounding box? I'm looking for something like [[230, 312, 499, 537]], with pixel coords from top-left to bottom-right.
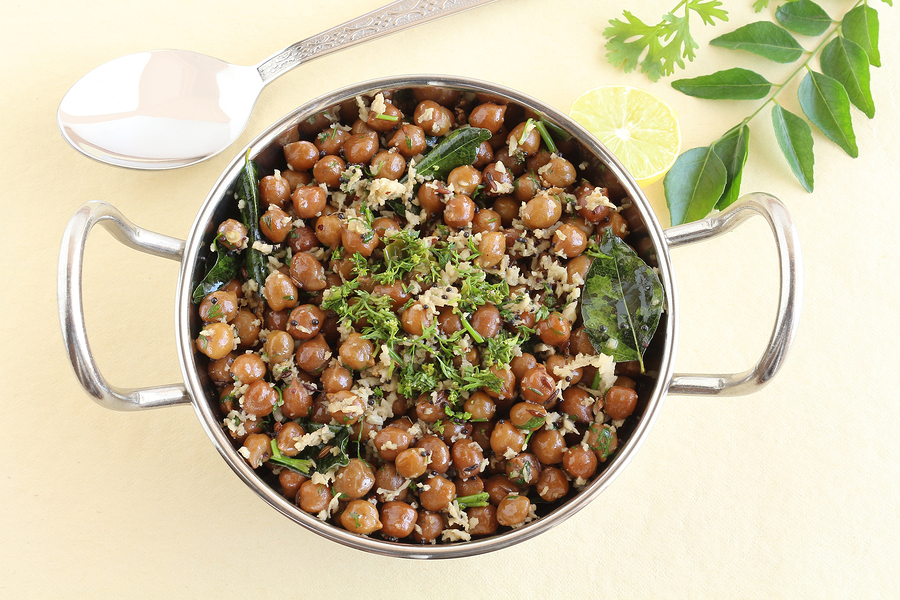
[[451, 439, 485, 477], [414, 100, 452, 136], [489, 420, 526, 458], [416, 435, 451, 474], [468, 103, 507, 134], [298, 480, 332, 513], [417, 181, 448, 214], [374, 426, 413, 461], [263, 330, 295, 366], [419, 475, 456, 512], [522, 192, 563, 229], [536, 466, 570, 502], [496, 494, 531, 527], [339, 333, 375, 370], [275, 421, 305, 457], [260, 205, 293, 244], [242, 380, 278, 417], [508, 122, 541, 156], [369, 149, 406, 180], [312, 155, 345, 188], [559, 387, 595, 423], [281, 169, 312, 191], [295, 334, 331, 375], [216, 218, 247, 250], [287, 225, 319, 254], [341, 223, 379, 258], [373, 281, 411, 312], [314, 215, 343, 249], [526, 149, 553, 173], [374, 462, 410, 503], [493, 147, 526, 176], [539, 155, 577, 188], [567, 255, 593, 285], [604, 386, 639, 420], [474, 231, 506, 269], [286, 304, 325, 341], [464, 392, 496, 421], [553, 223, 589, 258], [314, 127, 349, 155], [233, 309, 260, 351], [597, 210, 629, 239], [208, 352, 236, 386], [279, 469, 307, 499], [447, 165, 482, 195], [562, 445, 598, 480], [439, 419, 473, 445], [401, 303, 433, 337], [415, 391, 449, 423], [484, 475, 522, 506], [241, 433, 272, 469], [284, 140, 319, 171], [258, 174, 291, 209], [468, 505, 499, 536], [327, 390, 366, 426], [395, 447, 429, 479], [537, 312, 571, 347], [520, 365, 556, 405], [387, 124, 426, 158], [452, 347, 481, 371], [546, 355, 583, 388], [341, 499, 382, 535], [292, 185, 328, 219], [470, 303, 501, 339], [509, 402, 548, 430], [514, 172, 542, 202], [343, 131, 380, 164], [366, 99, 403, 132], [281, 377, 313, 419], [380, 501, 417, 539], [472, 209, 502, 234], [507, 452, 541, 487], [473, 140, 494, 169], [482, 162, 514, 197], [509, 353, 538, 382], [199, 291, 238, 323], [443, 194, 476, 228], [436, 306, 462, 336], [455, 475, 485, 497], [531, 429, 567, 465], [488, 124, 509, 151], [196, 323, 235, 360], [264, 271, 299, 312], [321, 364, 353, 394], [484, 366, 516, 402], [412, 511, 444, 544], [372, 217, 401, 244], [587, 423, 618, 462], [413, 86, 460, 106], [492, 197, 520, 227], [334, 458, 376, 499], [289, 252, 327, 291], [570, 327, 597, 356]]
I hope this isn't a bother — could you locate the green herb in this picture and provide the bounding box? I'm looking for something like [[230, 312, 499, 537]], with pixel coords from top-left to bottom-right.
[[588, 424, 617, 460], [236, 153, 268, 294], [191, 236, 239, 303], [455, 492, 490, 509], [534, 120, 558, 154], [313, 424, 353, 473], [603, 0, 729, 81], [375, 113, 400, 122], [516, 415, 546, 431], [400, 127, 491, 184], [267, 439, 313, 475], [581, 229, 664, 372], [660, 0, 891, 224]]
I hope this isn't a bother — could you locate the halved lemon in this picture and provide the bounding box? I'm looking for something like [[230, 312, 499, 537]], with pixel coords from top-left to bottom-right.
[[569, 85, 681, 187]]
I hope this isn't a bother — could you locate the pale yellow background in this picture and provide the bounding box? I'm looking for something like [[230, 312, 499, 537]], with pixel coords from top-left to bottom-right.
[[3, 0, 898, 597]]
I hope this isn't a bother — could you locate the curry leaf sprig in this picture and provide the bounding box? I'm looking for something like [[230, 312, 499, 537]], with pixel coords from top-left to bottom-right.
[[663, 0, 891, 225], [603, 0, 730, 82]]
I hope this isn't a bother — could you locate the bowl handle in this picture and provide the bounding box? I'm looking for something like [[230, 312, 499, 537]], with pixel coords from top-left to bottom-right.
[[663, 193, 803, 396], [58, 201, 191, 410]]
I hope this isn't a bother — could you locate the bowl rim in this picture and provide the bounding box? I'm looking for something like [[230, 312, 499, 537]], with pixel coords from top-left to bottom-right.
[[175, 74, 679, 559]]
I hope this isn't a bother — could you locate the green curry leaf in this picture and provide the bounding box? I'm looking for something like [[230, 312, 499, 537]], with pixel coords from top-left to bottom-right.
[[191, 239, 239, 303], [401, 127, 491, 184], [581, 229, 664, 372]]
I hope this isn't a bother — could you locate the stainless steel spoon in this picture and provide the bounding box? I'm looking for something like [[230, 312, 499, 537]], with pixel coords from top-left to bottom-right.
[[57, 0, 498, 170]]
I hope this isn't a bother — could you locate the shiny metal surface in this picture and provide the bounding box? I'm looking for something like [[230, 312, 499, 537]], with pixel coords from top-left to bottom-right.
[[58, 200, 190, 410], [56, 0, 499, 170], [665, 194, 803, 396], [59, 75, 802, 558]]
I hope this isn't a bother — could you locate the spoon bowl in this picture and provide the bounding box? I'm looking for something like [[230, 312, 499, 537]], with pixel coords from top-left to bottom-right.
[[57, 0, 498, 170]]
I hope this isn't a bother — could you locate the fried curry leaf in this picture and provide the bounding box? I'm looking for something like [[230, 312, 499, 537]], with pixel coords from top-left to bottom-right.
[[581, 229, 664, 372], [236, 154, 269, 294], [401, 127, 491, 184], [191, 239, 239, 303]]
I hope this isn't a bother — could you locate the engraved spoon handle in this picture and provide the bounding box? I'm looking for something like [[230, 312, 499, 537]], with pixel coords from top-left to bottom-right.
[[256, 0, 499, 83]]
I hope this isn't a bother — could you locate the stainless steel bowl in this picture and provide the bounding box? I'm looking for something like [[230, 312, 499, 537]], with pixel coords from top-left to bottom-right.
[[59, 75, 802, 558]]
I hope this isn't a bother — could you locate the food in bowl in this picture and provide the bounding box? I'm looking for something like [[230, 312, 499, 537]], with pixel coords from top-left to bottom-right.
[[192, 86, 663, 543]]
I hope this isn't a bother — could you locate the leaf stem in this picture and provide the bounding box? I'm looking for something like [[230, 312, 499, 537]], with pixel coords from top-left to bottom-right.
[[739, 0, 865, 127]]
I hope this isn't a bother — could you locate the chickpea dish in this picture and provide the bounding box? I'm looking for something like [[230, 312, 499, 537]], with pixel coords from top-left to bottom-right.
[[192, 86, 662, 544]]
